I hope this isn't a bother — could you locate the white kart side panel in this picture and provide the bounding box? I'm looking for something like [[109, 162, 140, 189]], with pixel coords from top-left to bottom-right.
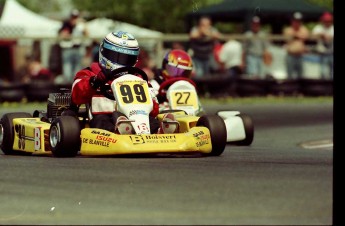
[[217, 111, 240, 119], [223, 116, 246, 142]]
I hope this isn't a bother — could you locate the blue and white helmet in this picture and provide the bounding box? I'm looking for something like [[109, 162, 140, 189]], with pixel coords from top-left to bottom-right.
[[99, 31, 140, 74]]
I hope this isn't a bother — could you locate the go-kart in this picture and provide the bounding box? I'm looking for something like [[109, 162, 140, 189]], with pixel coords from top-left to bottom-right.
[[0, 67, 227, 157], [157, 77, 254, 145]]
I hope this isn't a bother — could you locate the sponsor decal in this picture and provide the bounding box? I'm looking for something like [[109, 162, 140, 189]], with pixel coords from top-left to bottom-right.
[[14, 124, 37, 150], [193, 131, 204, 138], [193, 130, 210, 147], [196, 140, 209, 147], [88, 139, 110, 147], [114, 31, 134, 39], [34, 127, 41, 151], [129, 110, 147, 117], [85, 131, 117, 148], [95, 135, 117, 144], [91, 130, 111, 137], [103, 42, 138, 55], [117, 80, 146, 85], [83, 133, 117, 148], [137, 123, 149, 134], [130, 135, 145, 144], [129, 134, 177, 144]]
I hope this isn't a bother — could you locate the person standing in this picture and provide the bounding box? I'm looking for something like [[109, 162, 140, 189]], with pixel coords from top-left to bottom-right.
[[312, 12, 333, 80], [189, 16, 221, 77], [218, 39, 243, 79], [58, 9, 88, 83], [243, 16, 271, 79], [283, 12, 310, 79], [218, 39, 243, 96]]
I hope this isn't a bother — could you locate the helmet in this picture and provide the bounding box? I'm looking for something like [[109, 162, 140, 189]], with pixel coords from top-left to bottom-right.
[[162, 49, 193, 79], [99, 31, 140, 75]]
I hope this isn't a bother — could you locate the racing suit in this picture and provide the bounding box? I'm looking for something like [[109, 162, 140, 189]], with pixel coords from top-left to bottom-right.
[[71, 62, 160, 133]]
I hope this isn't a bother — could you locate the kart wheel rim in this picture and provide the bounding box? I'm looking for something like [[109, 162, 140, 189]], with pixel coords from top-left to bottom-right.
[[0, 124, 3, 146], [50, 125, 60, 148]]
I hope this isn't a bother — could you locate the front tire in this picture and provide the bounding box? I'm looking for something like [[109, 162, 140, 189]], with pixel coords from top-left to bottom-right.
[[197, 115, 227, 156], [0, 112, 32, 155], [49, 116, 81, 157]]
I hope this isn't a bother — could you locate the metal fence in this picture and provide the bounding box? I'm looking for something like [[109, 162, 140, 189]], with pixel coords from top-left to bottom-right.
[[0, 34, 333, 102]]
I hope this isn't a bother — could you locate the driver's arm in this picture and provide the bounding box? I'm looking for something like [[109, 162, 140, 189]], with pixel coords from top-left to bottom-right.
[[71, 68, 98, 105]]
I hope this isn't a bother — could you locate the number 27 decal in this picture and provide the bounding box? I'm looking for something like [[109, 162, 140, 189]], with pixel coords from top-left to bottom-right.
[[174, 92, 191, 104]]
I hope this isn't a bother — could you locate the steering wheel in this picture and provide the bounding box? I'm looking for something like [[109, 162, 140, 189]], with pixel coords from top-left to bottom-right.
[[158, 77, 196, 99], [100, 66, 149, 100]]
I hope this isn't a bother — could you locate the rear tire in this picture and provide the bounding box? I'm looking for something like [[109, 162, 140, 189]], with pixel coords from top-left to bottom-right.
[[232, 113, 254, 146], [197, 115, 227, 156], [49, 116, 81, 157], [0, 112, 32, 155]]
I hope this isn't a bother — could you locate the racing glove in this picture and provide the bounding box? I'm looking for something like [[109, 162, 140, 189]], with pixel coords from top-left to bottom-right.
[[89, 71, 108, 89]]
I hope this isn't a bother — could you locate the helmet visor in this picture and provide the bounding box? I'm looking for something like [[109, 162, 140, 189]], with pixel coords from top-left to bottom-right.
[[166, 64, 192, 78], [102, 47, 138, 66]]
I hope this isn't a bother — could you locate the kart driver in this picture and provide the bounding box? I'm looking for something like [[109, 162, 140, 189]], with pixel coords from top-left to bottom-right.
[[71, 31, 178, 134], [151, 49, 204, 115]]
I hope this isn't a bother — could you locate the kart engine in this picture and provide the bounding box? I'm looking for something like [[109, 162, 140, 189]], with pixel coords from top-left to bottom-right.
[[47, 91, 71, 120]]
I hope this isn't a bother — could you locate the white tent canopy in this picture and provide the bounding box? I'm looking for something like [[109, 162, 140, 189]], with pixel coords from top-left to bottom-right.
[[86, 17, 163, 57], [0, 0, 62, 38], [86, 17, 163, 40]]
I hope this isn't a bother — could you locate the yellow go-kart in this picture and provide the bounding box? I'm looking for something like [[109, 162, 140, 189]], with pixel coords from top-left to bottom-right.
[[0, 67, 227, 157], [156, 77, 254, 146]]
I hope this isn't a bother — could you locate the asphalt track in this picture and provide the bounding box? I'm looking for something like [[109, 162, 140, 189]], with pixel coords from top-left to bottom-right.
[[0, 101, 333, 225]]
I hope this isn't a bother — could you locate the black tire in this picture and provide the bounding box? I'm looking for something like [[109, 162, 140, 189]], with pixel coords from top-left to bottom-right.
[[231, 113, 254, 146], [196, 115, 227, 156], [0, 112, 32, 155], [49, 116, 81, 157]]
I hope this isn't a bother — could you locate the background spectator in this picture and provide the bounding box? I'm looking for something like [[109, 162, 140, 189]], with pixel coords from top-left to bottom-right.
[[218, 39, 243, 78], [189, 16, 221, 77], [136, 48, 156, 80], [312, 12, 333, 80], [218, 38, 243, 96], [19, 55, 53, 83], [242, 16, 271, 79], [172, 41, 185, 50], [58, 9, 88, 83], [283, 12, 310, 79]]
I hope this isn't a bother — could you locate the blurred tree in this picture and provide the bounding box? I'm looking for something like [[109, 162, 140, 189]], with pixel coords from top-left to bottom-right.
[[17, 0, 62, 13], [2, 0, 331, 33], [307, 0, 333, 11], [71, 0, 222, 33]]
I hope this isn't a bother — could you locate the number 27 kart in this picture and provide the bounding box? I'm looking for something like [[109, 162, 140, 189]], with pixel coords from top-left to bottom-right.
[[0, 67, 227, 157], [156, 77, 254, 146]]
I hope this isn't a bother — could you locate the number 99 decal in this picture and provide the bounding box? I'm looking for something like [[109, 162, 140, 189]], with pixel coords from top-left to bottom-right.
[[116, 82, 150, 105]]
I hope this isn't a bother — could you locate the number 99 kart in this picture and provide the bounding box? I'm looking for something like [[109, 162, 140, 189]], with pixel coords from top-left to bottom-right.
[[0, 67, 227, 157]]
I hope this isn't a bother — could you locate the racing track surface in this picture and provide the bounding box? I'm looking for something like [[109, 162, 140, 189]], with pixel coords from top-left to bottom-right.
[[0, 101, 333, 225]]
